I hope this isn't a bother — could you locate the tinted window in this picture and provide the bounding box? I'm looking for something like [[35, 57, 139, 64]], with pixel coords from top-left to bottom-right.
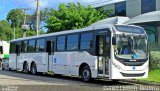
[[115, 1, 126, 16], [141, 0, 156, 14], [80, 33, 93, 50], [57, 36, 66, 51], [10, 43, 16, 53], [67, 34, 79, 50], [21, 41, 28, 52], [28, 40, 35, 52], [0, 46, 3, 54], [36, 39, 45, 52]]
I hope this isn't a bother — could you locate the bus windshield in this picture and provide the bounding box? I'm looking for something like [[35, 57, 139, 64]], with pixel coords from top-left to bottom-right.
[[114, 35, 147, 60]]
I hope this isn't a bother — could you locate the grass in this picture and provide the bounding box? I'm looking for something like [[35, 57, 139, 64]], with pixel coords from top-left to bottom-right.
[[138, 69, 160, 83]]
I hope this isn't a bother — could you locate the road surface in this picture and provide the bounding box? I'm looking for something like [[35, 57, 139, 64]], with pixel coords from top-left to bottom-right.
[[0, 69, 153, 91]]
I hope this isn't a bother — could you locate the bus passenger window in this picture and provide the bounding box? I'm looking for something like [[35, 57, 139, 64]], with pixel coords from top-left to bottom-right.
[[10, 43, 16, 53], [21, 41, 28, 52], [57, 36, 66, 51], [67, 34, 78, 50], [28, 40, 36, 52], [80, 33, 93, 50], [36, 39, 45, 52]]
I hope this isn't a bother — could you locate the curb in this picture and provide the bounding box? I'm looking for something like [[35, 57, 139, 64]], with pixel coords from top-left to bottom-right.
[[124, 79, 160, 86]]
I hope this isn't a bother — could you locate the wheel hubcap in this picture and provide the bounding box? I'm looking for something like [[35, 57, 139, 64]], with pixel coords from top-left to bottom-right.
[[83, 70, 89, 80], [32, 66, 35, 74]]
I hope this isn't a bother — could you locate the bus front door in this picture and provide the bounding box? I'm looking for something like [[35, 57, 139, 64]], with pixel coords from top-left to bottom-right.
[[15, 44, 20, 70], [97, 35, 110, 77]]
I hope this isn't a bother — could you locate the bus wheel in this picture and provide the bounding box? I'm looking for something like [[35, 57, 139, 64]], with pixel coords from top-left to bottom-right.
[[31, 63, 37, 75], [23, 63, 29, 73], [81, 65, 91, 82]]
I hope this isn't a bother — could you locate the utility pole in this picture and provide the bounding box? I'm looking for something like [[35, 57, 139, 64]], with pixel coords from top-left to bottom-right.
[[21, 8, 31, 24], [14, 28, 15, 39], [21, 8, 31, 38], [36, 0, 40, 36]]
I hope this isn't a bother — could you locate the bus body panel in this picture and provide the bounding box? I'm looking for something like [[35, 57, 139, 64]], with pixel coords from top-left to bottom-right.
[[111, 59, 149, 79], [16, 53, 48, 72], [9, 54, 17, 70], [50, 51, 97, 77], [77, 51, 98, 78]]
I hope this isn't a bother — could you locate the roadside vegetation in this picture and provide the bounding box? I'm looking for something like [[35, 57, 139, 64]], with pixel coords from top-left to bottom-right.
[[138, 44, 160, 83], [139, 69, 160, 83]]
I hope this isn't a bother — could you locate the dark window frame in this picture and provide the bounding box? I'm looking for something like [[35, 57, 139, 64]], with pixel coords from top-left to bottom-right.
[[80, 32, 93, 50], [115, 1, 126, 16], [67, 34, 79, 51], [27, 39, 36, 52], [56, 35, 66, 51], [0, 46, 3, 54], [141, 0, 156, 14], [36, 38, 46, 52], [10, 42, 16, 54], [21, 41, 28, 53]]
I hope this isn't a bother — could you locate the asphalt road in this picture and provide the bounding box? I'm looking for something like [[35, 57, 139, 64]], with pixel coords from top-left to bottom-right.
[[0, 69, 150, 91]]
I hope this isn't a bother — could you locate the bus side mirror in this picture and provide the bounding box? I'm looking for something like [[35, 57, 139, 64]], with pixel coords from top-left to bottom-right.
[[112, 37, 116, 45]]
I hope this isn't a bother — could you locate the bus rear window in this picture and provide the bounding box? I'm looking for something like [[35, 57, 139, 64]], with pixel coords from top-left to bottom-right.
[[10, 43, 16, 53]]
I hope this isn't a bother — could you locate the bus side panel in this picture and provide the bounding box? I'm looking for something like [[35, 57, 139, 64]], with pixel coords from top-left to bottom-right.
[[52, 51, 98, 78], [18, 53, 48, 73], [9, 54, 17, 70], [52, 51, 78, 75], [77, 52, 98, 78]]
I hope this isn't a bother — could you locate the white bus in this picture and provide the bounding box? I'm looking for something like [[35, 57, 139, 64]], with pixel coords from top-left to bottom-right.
[[9, 18, 149, 82]]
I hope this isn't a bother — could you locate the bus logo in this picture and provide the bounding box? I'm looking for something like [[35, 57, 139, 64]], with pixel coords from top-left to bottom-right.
[[133, 67, 136, 70]]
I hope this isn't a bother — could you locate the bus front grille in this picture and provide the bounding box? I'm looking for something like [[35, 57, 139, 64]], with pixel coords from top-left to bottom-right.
[[120, 72, 145, 77]]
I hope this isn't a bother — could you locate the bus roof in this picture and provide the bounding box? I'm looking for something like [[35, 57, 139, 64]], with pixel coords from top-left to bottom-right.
[[10, 26, 97, 42]]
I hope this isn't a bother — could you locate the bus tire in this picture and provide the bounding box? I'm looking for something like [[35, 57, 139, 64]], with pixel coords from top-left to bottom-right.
[[81, 65, 91, 82], [31, 63, 37, 75], [23, 62, 29, 73]]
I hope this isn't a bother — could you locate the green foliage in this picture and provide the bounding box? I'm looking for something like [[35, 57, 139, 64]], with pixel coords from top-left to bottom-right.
[[0, 20, 13, 41], [6, 9, 24, 28], [26, 30, 37, 37], [150, 51, 160, 69], [46, 3, 111, 33], [149, 43, 160, 51], [138, 69, 160, 83], [14, 28, 37, 39], [5, 8, 44, 40]]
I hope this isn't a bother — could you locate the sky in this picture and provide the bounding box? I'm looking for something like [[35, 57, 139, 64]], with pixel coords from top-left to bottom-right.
[[0, 0, 99, 20]]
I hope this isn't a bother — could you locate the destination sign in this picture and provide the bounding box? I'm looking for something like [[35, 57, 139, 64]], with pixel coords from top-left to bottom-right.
[[115, 25, 145, 34]]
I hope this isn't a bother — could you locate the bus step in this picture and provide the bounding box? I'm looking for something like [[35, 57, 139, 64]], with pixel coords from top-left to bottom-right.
[[47, 72, 54, 75]]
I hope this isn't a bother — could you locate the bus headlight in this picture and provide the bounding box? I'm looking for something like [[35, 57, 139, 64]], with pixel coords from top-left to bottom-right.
[[112, 62, 122, 70]]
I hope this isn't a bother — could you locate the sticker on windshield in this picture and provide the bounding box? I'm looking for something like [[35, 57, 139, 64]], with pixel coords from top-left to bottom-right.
[[133, 53, 138, 59]]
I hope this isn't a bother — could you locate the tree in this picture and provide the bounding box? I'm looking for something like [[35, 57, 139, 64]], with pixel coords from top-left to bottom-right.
[[6, 8, 45, 39], [45, 3, 111, 33], [0, 20, 13, 41], [6, 9, 25, 28], [27, 8, 50, 31]]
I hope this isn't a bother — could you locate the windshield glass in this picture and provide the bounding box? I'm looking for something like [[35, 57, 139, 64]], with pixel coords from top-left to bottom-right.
[[114, 35, 147, 60]]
